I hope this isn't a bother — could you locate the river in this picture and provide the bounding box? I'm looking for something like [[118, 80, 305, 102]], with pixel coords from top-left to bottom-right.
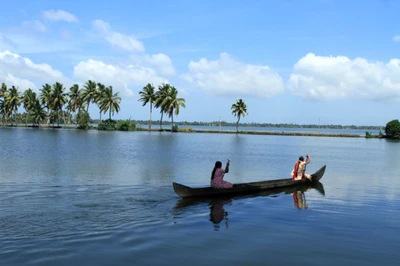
[[0, 127, 399, 265]]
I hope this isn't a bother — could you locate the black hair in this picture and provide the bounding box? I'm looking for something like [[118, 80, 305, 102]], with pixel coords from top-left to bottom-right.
[[211, 161, 222, 180], [299, 156, 304, 161]]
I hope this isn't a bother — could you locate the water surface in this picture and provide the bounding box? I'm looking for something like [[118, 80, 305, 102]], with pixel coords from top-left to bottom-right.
[[0, 127, 399, 265]]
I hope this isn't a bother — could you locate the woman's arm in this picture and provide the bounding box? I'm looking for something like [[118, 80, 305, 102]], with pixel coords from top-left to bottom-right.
[[305, 154, 311, 165], [225, 160, 230, 173]]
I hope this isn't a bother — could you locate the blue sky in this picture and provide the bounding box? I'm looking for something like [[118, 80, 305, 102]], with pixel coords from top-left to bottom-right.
[[0, 0, 399, 126]]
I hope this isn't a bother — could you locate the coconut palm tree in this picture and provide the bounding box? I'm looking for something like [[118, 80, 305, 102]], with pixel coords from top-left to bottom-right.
[[0, 97, 11, 125], [67, 84, 83, 124], [7, 86, 22, 126], [0, 83, 7, 99], [39, 83, 53, 126], [138, 83, 157, 129], [29, 99, 46, 127], [82, 80, 97, 114], [0, 83, 8, 125], [154, 83, 171, 130], [23, 89, 37, 126], [231, 99, 248, 133], [96, 83, 106, 122], [51, 82, 67, 127], [163, 86, 186, 131], [98, 86, 121, 120]]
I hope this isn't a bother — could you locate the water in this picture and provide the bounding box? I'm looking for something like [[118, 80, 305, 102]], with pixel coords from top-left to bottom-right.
[[0, 127, 399, 265], [138, 124, 381, 136]]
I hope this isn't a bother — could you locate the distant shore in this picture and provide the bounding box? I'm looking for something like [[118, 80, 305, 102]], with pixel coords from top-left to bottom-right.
[[143, 128, 375, 138], [0, 124, 384, 138]]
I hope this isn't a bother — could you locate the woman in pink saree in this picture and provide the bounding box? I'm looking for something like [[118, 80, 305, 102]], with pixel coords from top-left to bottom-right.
[[210, 160, 233, 189]]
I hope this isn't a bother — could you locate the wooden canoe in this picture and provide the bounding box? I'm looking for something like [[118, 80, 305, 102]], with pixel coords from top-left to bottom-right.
[[173, 165, 326, 198]]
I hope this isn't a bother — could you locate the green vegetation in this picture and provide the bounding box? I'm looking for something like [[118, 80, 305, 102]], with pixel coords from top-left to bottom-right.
[[0, 80, 122, 128], [151, 83, 186, 131], [98, 119, 117, 130], [385, 119, 400, 139], [117, 120, 136, 131], [76, 110, 90, 129], [0, 81, 393, 140], [138, 83, 156, 129], [231, 99, 248, 133]]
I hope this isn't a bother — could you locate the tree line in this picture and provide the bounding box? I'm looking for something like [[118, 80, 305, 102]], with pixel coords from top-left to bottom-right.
[[0, 81, 120, 128], [138, 83, 247, 132], [0, 80, 248, 132]]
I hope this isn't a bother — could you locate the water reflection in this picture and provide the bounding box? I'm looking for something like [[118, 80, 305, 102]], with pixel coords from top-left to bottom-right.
[[174, 182, 325, 229], [209, 198, 232, 231], [293, 190, 308, 209]]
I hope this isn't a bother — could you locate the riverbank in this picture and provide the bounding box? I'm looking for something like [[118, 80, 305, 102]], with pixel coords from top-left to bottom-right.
[[144, 128, 375, 138], [0, 124, 383, 138]]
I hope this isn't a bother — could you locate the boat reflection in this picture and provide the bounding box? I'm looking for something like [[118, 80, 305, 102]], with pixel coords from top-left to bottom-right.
[[174, 181, 325, 228]]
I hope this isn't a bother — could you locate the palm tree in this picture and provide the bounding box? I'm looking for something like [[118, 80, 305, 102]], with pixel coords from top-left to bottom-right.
[[7, 86, 22, 126], [231, 99, 248, 133], [82, 80, 97, 114], [163, 86, 186, 131], [138, 83, 157, 129], [0, 83, 7, 99], [51, 82, 67, 127], [23, 89, 37, 126], [0, 83, 8, 125], [29, 99, 46, 127], [0, 97, 11, 125], [154, 83, 171, 130], [99, 86, 121, 120], [39, 84, 53, 126], [96, 83, 106, 122], [67, 84, 82, 124]]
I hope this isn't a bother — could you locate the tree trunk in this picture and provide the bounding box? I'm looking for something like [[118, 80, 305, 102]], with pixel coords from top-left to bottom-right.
[[149, 104, 152, 129], [46, 108, 50, 126], [236, 116, 241, 133], [160, 113, 164, 130], [109, 108, 111, 120], [171, 112, 174, 132]]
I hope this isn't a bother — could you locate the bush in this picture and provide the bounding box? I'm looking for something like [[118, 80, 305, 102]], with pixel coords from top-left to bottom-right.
[[76, 110, 90, 129], [178, 127, 193, 133], [117, 120, 136, 131], [365, 131, 373, 138], [172, 124, 178, 132], [98, 119, 117, 131], [385, 119, 400, 139]]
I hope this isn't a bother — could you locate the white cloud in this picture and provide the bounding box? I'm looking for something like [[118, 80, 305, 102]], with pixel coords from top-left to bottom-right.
[[1, 73, 37, 90], [393, 35, 400, 42], [182, 53, 285, 97], [145, 54, 175, 76], [287, 53, 400, 101], [0, 50, 69, 91], [73, 59, 168, 97], [21, 20, 47, 33], [93, 20, 144, 52], [43, 9, 79, 23]]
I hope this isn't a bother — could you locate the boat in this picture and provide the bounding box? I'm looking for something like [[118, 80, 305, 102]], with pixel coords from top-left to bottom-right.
[[174, 180, 325, 209], [172, 165, 326, 198]]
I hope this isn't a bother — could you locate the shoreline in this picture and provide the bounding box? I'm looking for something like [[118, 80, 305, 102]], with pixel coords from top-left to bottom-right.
[[0, 124, 383, 138]]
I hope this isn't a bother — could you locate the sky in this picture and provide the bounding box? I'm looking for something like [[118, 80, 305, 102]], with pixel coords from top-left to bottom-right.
[[0, 0, 399, 126]]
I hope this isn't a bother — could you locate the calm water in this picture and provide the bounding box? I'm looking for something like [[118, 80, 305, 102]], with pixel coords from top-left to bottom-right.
[[0, 127, 399, 265]]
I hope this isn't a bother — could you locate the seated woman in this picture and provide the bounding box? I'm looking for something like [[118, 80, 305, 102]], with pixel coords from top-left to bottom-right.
[[210, 160, 233, 189]]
